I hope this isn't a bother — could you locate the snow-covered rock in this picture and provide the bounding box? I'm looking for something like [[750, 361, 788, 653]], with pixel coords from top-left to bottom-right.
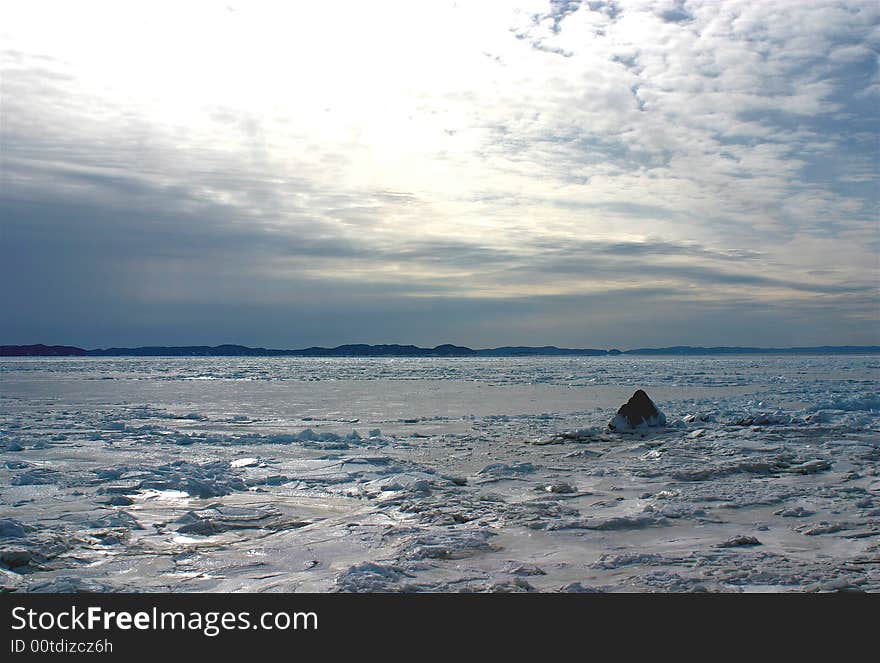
[[609, 389, 667, 431]]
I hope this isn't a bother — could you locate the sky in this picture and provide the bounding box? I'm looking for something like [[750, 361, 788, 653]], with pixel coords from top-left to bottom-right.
[[1, 0, 878, 350]]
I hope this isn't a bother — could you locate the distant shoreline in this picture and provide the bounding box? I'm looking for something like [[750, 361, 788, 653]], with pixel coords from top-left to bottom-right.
[[2, 343, 879, 357]]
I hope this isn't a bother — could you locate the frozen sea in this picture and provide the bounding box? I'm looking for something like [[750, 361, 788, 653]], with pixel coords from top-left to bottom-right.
[[1, 355, 878, 593]]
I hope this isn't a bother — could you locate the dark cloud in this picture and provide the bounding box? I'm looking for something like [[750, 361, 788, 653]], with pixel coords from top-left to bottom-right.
[[3, 177, 877, 350]]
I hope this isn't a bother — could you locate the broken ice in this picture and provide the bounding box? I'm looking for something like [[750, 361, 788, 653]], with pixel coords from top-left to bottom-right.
[[1, 354, 878, 593]]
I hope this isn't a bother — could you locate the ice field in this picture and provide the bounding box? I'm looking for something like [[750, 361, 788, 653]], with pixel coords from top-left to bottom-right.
[[1, 355, 878, 592]]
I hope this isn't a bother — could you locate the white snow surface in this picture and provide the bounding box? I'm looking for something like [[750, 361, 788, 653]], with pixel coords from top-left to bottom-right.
[[0, 355, 878, 593]]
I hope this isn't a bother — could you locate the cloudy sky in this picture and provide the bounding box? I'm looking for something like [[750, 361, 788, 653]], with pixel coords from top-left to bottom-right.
[[2, 0, 878, 349]]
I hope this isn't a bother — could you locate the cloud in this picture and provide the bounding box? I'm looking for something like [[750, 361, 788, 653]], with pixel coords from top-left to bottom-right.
[[1, 0, 877, 347]]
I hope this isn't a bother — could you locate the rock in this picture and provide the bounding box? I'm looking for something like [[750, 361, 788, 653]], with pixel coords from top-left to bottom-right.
[[609, 390, 667, 431], [174, 511, 226, 536], [489, 578, 537, 592], [560, 582, 605, 593], [0, 548, 39, 568], [177, 519, 225, 536], [335, 562, 410, 592], [716, 535, 761, 548], [774, 506, 815, 518], [0, 519, 29, 539], [100, 495, 134, 507], [0, 568, 24, 592], [503, 561, 546, 576]]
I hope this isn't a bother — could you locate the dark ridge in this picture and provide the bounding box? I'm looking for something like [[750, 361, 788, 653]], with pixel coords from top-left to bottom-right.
[[623, 345, 880, 355], [285, 344, 477, 357], [476, 346, 606, 356], [87, 345, 287, 357], [1, 344, 878, 357], [0, 344, 87, 356]]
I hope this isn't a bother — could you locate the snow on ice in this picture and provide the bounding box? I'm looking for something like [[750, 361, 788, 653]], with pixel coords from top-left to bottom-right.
[[0, 355, 878, 592]]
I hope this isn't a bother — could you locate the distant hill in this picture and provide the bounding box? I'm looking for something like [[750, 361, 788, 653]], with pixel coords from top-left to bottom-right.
[[623, 345, 880, 355], [286, 343, 478, 357], [86, 344, 288, 357], [476, 346, 607, 356], [0, 344, 88, 356], [1, 343, 878, 357]]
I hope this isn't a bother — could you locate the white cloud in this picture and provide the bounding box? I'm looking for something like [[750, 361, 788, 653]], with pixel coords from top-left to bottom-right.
[[1, 0, 877, 345]]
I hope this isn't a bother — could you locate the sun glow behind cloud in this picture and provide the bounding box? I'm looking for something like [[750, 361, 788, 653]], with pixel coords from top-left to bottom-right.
[[1, 0, 878, 347]]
